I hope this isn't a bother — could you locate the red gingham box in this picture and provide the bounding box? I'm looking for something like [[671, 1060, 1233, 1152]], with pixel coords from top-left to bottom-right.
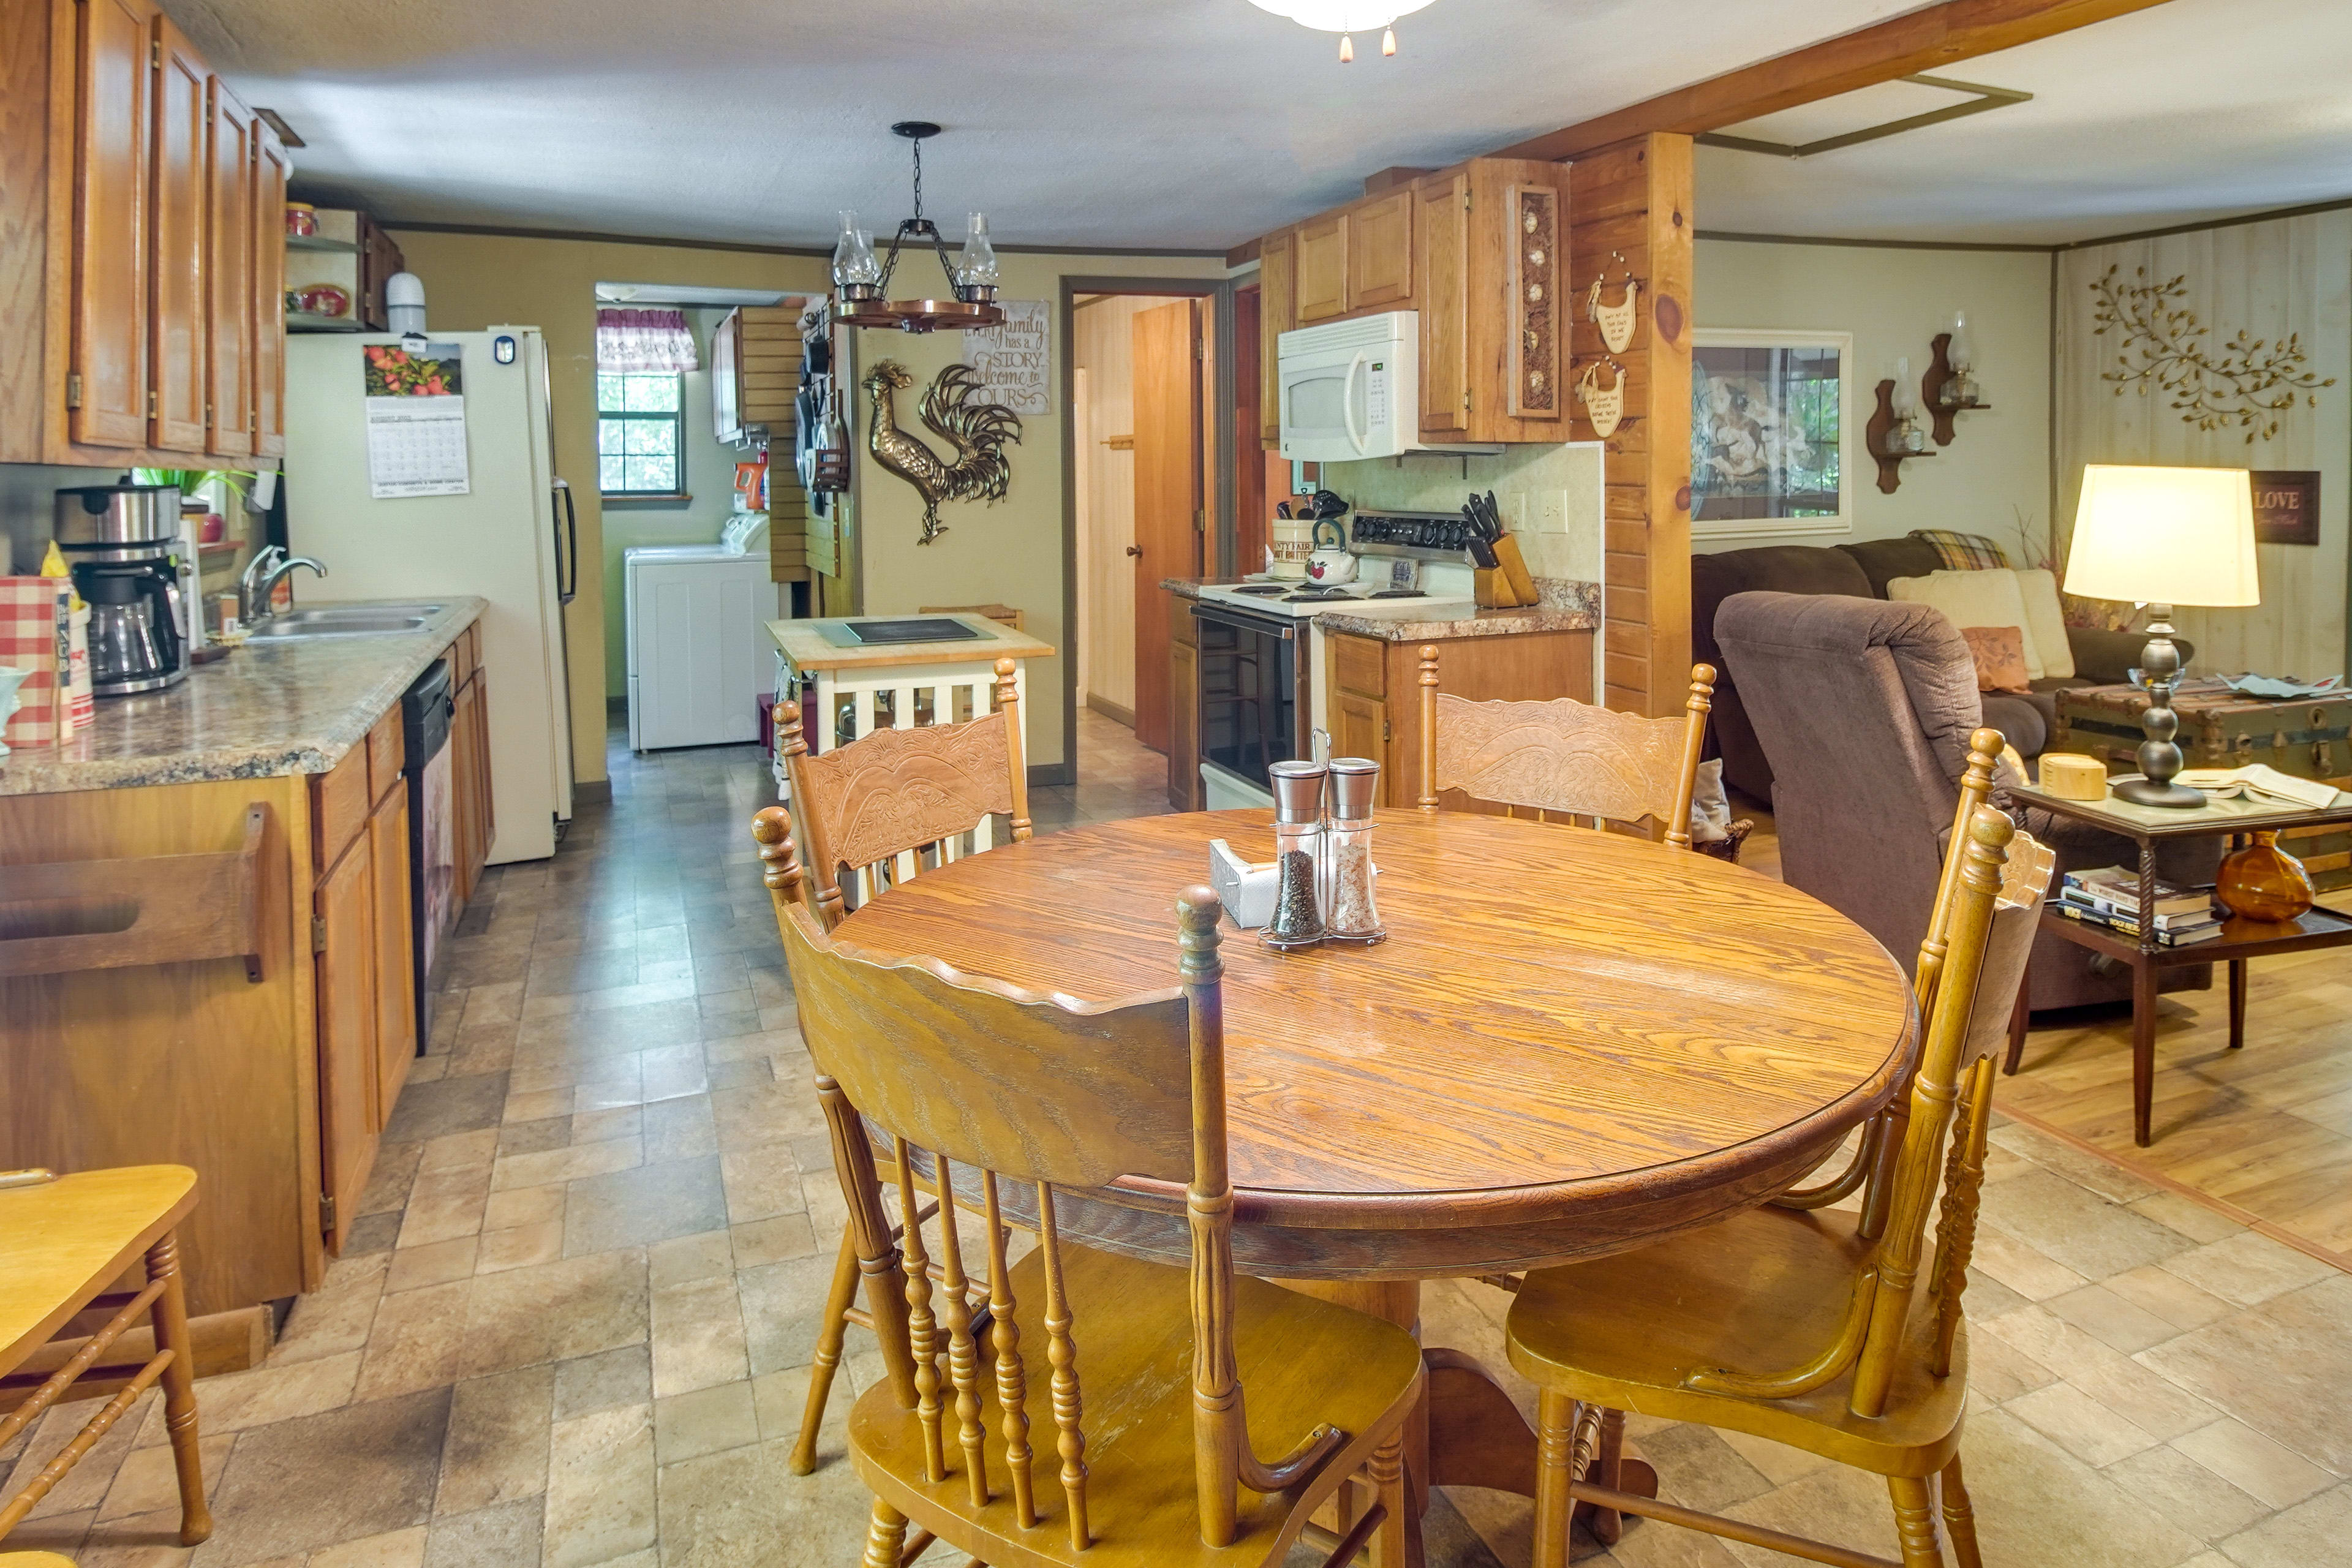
[[0, 577, 70, 749]]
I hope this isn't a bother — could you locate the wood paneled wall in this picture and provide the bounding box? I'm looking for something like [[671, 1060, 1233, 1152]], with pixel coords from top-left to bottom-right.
[[1569, 134, 1695, 716]]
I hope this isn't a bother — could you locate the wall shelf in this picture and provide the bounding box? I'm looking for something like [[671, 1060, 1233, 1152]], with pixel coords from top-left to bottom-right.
[[1921, 332, 1991, 446], [285, 234, 358, 254], [1866, 379, 1934, 495]]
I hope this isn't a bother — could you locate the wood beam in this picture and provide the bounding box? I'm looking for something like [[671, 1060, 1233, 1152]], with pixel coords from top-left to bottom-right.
[[1492, 0, 2179, 165]]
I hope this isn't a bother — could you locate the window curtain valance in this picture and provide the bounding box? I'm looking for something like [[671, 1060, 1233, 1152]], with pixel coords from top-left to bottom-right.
[[596, 308, 699, 373]]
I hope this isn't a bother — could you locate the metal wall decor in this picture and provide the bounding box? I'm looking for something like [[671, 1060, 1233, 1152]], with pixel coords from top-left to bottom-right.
[[863, 360, 1021, 545], [1586, 251, 1640, 355], [2091, 265, 2335, 443], [1577, 359, 1626, 439], [1510, 185, 1560, 418]]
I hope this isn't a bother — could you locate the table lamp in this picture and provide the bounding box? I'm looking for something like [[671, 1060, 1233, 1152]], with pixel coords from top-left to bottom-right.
[[2064, 464, 2260, 807]]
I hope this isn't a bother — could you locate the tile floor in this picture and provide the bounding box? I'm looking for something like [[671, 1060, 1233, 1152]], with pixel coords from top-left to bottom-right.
[[6, 718, 2349, 1568]]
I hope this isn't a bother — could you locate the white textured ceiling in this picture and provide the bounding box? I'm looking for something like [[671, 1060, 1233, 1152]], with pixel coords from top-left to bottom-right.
[[1697, 0, 2352, 246], [173, 0, 2352, 253], [175, 0, 1923, 251]]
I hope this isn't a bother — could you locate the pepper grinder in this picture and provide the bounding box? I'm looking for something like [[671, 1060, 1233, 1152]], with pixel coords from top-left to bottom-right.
[[1324, 757, 1385, 945], [1264, 760, 1329, 951]]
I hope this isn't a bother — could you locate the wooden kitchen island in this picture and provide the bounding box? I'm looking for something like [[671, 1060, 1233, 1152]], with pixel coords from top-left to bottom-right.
[[0, 600, 491, 1367]]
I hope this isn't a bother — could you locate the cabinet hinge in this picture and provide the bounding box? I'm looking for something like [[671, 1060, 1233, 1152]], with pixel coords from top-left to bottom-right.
[[65, 372, 82, 409], [147, 390, 157, 418], [318, 1193, 336, 1231], [150, 36, 159, 65], [1463, 391, 1472, 412], [311, 914, 327, 953], [1463, 189, 1472, 212], [1193, 508, 1207, 532], [1384, 720, 1392, 742]]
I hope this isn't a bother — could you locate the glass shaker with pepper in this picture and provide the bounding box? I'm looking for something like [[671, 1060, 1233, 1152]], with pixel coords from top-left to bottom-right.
[[1324, 757, 1385, 944], [1263, 759, 1329, 951]]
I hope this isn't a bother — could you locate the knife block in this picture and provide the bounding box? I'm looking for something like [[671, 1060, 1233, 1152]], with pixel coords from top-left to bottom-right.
[[1475, 568, 1511, 608]]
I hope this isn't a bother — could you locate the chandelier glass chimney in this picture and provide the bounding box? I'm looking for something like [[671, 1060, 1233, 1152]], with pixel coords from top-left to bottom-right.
[[831, 123, 1006, 334], [1246, 0, 1437, 61]]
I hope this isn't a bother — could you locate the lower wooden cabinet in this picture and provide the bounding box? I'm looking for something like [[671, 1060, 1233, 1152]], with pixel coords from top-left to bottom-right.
[[1169, 608, 1201, 812], [1326, 627, 1596, 805], [369, 780, 415, 1128], [312, 828, 377, 1257], [450, 666, 491, 902]]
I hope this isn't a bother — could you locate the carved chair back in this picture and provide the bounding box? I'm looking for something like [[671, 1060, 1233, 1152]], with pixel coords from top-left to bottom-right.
[[1415, 646, 1716, 847], [759, 808, 1337, 1549], [779, 657, 1032, 926]]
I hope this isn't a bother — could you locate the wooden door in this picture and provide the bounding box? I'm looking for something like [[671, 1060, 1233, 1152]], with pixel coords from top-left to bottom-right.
[[1295, 213, 1349, 323], [1349, 189, 1414, 311], [1415, 170, 1471, 435], [314, 836, 377, 1254], [368, 782, 415, 1129], [148, 17, 208, 452], [251, 123, 288, 457], [70, 0, 156, 449], [1131, 299, 1201, 755], [203, 79, 254, 458], [1257, 231, 1294, 447]]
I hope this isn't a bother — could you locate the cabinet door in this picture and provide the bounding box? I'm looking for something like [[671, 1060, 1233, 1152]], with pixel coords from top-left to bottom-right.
[[450, 674, 480, 905], [251, 124, 289, 456], [1333, 689, 1389, 794], [369, 781, 415, 1129], [1256, 230, 1294, 447], [315, 836, 379, 1254], [469, 671, 494, 867], [358, 216, 403, 330], [1349, 189, 1414, 311], [1167, 636, 1200, 813], [148, 17, 208, 452], [1294, 213, 1349, 324], [710, 311, 742, 444], [203, 80, 255, 458], [1415, 170, 1471, 435], [69, 0, 156, 449]]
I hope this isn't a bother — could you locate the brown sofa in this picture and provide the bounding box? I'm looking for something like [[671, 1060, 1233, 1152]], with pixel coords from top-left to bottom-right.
[[1694, 535, 2180, 801]]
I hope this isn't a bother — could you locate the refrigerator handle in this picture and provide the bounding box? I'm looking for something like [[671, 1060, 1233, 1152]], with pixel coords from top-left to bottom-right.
[[554, 478, 578, 605]]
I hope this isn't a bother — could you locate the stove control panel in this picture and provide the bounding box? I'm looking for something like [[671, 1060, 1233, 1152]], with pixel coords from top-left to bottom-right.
[[1347, 511, 1476, 562]]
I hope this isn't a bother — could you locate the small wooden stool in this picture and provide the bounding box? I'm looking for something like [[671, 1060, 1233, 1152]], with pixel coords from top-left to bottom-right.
[[0, 1167, 211, 1547]]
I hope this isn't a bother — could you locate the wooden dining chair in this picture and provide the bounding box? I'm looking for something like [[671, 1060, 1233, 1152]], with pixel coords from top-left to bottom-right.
[[1, 1166, 212, 1549], [1502, 805, 2017, 1568], [768, 824, 1425, 1568], [763, 669, 1031, 1475], [1415, 646, 1716, 847]]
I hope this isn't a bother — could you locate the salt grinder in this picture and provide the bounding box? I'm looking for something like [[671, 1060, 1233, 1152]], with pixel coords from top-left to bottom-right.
[[1264, 760, 1329, 951], [1324, 757, 1385, 944]]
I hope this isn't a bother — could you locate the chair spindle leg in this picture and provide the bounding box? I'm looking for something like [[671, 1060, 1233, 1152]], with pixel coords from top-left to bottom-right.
[[1889, 1474, 1945, 1566], [1532, 1390, 1577, 1568], [1940, 1455, 1983, 1568], [148, 1231, 214, 1545], [862, 1499, 910, 1568], [791, 1227, 862, 1475]]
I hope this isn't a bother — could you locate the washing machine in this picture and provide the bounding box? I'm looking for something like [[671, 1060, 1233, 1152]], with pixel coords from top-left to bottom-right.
[[624, 514, 779, 750]]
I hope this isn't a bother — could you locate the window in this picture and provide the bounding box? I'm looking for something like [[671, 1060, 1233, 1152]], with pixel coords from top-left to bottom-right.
[[597, 372, 683, 496], [1688, 330, 1855, 541]]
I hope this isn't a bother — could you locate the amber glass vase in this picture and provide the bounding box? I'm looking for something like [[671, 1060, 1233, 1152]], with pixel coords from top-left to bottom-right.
[[2215, 831, 2314, 923]]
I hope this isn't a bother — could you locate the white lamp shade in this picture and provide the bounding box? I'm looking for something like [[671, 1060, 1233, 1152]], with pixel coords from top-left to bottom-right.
[[1248, 0, 1435, 30], [2065, 464, 2259, 608]]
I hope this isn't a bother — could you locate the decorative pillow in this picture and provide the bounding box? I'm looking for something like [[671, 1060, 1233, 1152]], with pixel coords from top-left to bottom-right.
[[1887, 568, 2045, 680], [1961, 626, 2032, 693], [2011, 567, 2075, 680], [1910, 528, 2013, 572]]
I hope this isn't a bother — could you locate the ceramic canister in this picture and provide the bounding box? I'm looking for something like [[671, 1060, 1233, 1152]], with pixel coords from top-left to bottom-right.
[[1270, 516, 1315, 580]]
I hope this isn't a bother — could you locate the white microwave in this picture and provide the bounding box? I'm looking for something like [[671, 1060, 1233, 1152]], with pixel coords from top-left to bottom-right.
[[1277, 311, 1501, 462]]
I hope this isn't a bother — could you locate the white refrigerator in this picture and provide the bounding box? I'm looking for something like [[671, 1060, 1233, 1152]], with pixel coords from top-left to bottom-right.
[[284, 328, 576, 863]]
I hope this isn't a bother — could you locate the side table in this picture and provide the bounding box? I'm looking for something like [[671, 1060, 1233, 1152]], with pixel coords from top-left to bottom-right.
[[2006, 782, 2352, 1145]]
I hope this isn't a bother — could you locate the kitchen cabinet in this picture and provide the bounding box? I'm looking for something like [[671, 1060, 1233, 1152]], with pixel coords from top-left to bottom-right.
[[368, 771, 415, 1128], [312, 820, 376, 1257], [0, 0, 290, 467], [1325, 626, 1595, 806], [450, 639, 492, 906], [1247, 157, 1570, 450], [1169, 604, 1201, 812], [1295, 213, 1349, 324], [1256, 230, 1294, 448], [252, 127, 289, 455], [284, 207, 405, 333]]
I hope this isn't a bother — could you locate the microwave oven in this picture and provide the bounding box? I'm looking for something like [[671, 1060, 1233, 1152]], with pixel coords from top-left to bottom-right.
[[1276, 311, 1502, 462]]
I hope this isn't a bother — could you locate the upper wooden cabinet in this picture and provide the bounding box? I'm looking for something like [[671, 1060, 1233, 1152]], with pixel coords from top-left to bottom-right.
[[2, 0, 290, 467], [1252, 157, 1571, 448], [252, 124, 288, 456], [1256, 230, 1294, 447]]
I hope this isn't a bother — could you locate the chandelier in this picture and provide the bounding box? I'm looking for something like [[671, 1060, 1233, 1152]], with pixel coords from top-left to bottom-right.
[[831, 122, 1004, 334], [1248, 0, 1437, 61]]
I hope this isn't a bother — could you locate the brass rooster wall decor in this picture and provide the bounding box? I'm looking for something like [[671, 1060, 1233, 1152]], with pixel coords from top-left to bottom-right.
[[862, 360, 1021, 544]]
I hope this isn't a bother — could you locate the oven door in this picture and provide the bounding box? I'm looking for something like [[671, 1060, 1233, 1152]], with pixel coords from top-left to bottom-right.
[[1193, 601, 1299, 795]]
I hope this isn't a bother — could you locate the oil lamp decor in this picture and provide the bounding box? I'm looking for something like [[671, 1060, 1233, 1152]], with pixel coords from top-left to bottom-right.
[[832, 122, 1004, 334], [1246, 0, 1436, 61]]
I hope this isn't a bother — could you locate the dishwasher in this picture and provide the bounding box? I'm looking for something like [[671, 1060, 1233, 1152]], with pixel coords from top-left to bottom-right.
[[402, 657, 458, 1047]]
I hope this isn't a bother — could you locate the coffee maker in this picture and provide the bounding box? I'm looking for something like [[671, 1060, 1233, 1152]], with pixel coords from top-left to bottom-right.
[[54, 482, 190, 696]]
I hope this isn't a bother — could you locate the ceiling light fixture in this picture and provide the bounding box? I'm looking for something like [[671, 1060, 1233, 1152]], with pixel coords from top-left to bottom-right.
[[831, 121, 1004, 334], [1248, 0, 1436, 61]]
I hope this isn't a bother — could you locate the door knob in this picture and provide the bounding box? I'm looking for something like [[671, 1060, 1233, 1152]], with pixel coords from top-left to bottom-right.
[[1125, 546, 1144, 557]]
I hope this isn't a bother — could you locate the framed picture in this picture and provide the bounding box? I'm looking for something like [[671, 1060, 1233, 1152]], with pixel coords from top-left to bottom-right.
[[1691, 330, 1855, 540], [2250, 470, 2320, 546]]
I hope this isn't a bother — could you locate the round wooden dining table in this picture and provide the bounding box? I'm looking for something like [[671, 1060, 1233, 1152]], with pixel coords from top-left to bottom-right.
[[833, 807, 1918, 1554]]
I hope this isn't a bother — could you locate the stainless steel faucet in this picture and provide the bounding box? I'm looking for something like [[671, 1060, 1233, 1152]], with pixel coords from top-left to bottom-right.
[[238, 545, 285, 624], [251, 554, 328, 620]]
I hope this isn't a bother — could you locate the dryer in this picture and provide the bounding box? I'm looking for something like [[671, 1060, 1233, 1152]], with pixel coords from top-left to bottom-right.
[[624, 522, 779, 750]]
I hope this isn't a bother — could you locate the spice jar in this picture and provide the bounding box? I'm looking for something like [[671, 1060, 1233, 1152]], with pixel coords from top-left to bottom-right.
[[1263, 760, 1329, 951], [1324, 757, 1385, 945]]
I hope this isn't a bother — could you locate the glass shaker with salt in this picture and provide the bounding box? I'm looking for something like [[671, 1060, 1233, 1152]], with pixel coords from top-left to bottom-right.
[[1262, 760, 1328, 951], [1324, 757, 1385, 945]]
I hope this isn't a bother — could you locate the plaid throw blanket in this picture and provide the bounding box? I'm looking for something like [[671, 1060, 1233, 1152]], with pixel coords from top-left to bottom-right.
[[1910, 529, 2012, 571]]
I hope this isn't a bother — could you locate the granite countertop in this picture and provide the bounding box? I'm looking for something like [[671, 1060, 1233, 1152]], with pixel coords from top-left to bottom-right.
[[0, 597, 486, 797], [1160, 574, 1602, 643]]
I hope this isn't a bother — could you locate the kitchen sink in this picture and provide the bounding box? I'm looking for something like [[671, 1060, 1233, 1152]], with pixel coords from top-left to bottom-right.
[[269, 604, 446, 625], [248, 616, 428, 638]]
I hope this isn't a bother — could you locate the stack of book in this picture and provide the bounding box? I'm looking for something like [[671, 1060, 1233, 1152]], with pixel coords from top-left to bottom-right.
[[2053, 866, 2226, 946]]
